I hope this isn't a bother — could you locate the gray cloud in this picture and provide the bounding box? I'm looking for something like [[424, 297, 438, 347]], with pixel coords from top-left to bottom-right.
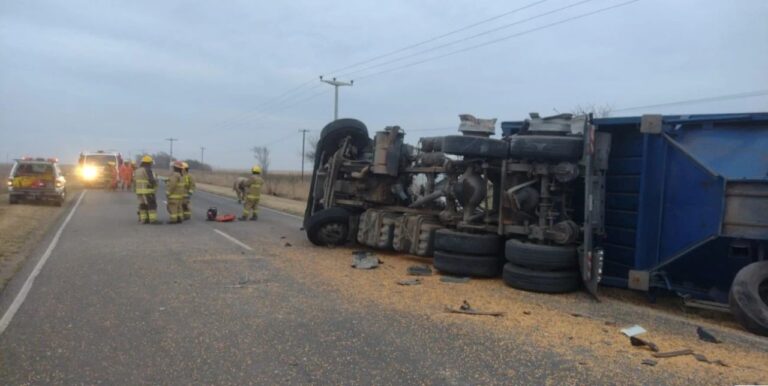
[[1, 0, 766, 169]]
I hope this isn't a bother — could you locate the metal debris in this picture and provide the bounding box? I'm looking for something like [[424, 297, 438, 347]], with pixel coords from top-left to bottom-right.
[[407, 264, 433, 276], [692, 353, 709, 362], [620, 325, 647, 337], [351, 251, 380, 269], [651, 349, 693, 358], [444, 300, 505, 317], [397, 278, 422, 286], [630, 336, 660, 352], [440, 275, 470, 283], [696, 326, 721, 344], [641, 359, 657, 367]]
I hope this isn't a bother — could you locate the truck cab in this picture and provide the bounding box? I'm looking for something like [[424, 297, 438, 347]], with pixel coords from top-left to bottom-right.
[[77, 151, 122, 188]]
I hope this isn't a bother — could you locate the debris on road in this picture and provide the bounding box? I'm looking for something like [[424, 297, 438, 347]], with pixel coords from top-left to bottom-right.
[[652, 349, 694, 359], [440, 275, 470, 284], [641, 359, 658, 367], [397, 278, 422, 286], [407, 264, 432, 276], [696, 326, 722, 344], [620, 324, 647, 337], [630, 336, 660, 352], [284, 242, 292, 247], [351, 251, 380, 269], [444, 300, 505, 317]]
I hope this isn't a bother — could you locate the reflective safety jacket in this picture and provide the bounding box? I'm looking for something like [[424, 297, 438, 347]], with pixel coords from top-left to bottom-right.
[[183, 173, 196, 196], [166, 173, 186, 200], [245, 175, 263, 200], [133, 166, 156, 195]]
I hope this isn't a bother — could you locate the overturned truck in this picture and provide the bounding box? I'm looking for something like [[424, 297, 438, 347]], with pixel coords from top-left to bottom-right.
[[303, 113, 768, 336]]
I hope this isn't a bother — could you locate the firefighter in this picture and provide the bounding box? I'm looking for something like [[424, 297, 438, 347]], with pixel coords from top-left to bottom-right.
[[119, 161, 133, 191], [240, 165, 263, 221], [166, 161, 187, 224], [181, 162, 196, 220], [134, 155, 159, 224]]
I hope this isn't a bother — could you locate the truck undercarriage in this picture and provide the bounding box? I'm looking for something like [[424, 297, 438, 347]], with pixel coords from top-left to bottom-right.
[[304, 114, 610, 296]]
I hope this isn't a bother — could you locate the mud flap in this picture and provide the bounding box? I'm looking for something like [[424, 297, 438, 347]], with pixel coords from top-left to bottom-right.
[[580, 122, 610, 300]]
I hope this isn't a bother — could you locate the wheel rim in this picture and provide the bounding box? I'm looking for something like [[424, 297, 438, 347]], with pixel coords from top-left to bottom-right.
[[318, 222, 346, 245]]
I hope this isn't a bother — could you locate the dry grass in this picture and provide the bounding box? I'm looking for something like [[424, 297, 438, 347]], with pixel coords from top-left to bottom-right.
[[190, 170, 310, 201]]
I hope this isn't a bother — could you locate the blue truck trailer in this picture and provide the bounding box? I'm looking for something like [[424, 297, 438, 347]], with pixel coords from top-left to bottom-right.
[[593, 113, 768, 335]]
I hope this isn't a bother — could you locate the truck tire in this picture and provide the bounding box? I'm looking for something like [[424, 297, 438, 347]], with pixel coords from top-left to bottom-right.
[[434, 229, 501, 255], [433, 250, 503, 278], [316, 119, 371, 163], [441, 135, 509, 158], [9, 195, 18, 205], [502, 263, 580, 293], [729, 261, 768, 336], [505, 239, 577, 271], [306, 207, 351, 246], [508, 135, 583, 161]]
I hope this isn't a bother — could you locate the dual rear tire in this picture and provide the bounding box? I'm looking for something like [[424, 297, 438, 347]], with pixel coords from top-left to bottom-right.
[[502, 239, 580, 294], [432, 229, 503, 278]]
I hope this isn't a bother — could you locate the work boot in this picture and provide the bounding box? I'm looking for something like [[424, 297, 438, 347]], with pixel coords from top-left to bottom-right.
[[239, 215, 248, 221], [250, 214, 258, 221]]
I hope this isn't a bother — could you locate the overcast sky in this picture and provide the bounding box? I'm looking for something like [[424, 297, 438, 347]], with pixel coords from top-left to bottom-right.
[[1, 0, 767, 170]]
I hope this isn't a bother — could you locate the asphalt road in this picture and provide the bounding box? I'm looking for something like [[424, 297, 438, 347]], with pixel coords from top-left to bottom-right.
[[0, 187, 762, 384]]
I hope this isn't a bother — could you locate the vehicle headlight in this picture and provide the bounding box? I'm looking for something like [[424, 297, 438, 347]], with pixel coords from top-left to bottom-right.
[[82, 166, 99, 181]]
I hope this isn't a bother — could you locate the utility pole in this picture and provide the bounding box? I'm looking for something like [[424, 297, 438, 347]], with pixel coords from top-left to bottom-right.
[[200, 146, 206, 165], [320, 76, 353, 120], [165, 138, 178, 169], [299, 129, 310, 180]]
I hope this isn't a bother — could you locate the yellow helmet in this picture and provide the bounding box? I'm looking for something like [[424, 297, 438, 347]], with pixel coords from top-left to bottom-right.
[[140, 155, 153, 164], [181, 162, 189, 170], [251, 165, 262, 174]]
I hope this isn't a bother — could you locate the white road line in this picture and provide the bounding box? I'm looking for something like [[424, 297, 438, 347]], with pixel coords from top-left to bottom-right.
[[0, 191, 87, 335], [213, 229, 254, 251]]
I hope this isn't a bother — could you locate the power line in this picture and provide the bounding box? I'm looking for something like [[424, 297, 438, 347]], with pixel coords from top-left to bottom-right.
[[339, 0, 599, 78], [613, 90, 768, 112], [325, 0, 552, 76], [356, 0, 641, 81], [214, 0, 555, 132]]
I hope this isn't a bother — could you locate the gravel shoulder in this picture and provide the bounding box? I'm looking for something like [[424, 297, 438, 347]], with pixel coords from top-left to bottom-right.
[[0, 192, 75, 291]]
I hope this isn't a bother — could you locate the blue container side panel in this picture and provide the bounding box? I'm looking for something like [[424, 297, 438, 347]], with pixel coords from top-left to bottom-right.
[[656, 139, 725, 265], [668, 122, 768, 180], [633, 134, 667, 270]]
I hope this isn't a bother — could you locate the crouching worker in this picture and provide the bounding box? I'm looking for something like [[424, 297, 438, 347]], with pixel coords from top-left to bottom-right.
[[166, 161, 187, 224], [233, 177, 247, 203], [240, 166, 263, 221]]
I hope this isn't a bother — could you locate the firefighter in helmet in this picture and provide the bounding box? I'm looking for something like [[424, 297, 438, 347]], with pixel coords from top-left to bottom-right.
[[181, 162, 195, 220], [166, 161, 187, 224], [133, 155, 159, 224], [240, 165, 263, 221]]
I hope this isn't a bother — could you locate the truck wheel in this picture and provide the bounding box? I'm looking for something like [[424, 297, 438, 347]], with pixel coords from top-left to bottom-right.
[[441, 135, 509, 158], [508, 135, 583, 161], [502, 263, 580, 293], [505, 239, 577, 271], [434, 229, 501, 255], [9, 196, 18, 205], [316, 119, 371, 163], [433, 250, 503, 278], [729, 261, 768, 336], [306, 207, 351, 246]]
